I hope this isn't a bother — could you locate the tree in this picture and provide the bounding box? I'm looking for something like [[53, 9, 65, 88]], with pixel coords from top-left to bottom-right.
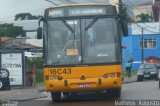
[[0, 23, 25, 37], [136, 13, 152, 22], [15, 13, 42, 20]]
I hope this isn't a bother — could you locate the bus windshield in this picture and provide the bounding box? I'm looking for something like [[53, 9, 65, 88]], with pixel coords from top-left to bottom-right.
[[45, 17, 121, 65]]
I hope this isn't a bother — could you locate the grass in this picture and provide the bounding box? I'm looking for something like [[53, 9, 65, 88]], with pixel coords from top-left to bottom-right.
[[36, 81, 45, 87], [123, 70, 137, 78]]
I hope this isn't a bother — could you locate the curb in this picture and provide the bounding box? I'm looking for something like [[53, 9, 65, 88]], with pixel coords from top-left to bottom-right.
[[38, 89, 45, 92], [123, 80, 137, 84]]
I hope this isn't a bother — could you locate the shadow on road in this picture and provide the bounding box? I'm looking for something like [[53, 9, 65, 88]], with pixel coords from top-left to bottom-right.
[[18, 92, 118, 106]]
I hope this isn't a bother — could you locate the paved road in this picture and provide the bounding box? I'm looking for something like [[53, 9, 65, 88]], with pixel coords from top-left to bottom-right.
[[17, 80, 160, 106]]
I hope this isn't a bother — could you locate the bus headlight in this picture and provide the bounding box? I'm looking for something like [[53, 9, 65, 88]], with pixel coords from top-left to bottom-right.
[[45, 75, 49, 80], [110, 73, 115, 78], [50, 76, 56, 80], [103, 74, 108, 78], [57, 76, 63, 80]]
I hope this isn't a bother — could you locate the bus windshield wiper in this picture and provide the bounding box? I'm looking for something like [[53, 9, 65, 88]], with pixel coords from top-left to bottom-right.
[[85, 16, 100, 31], [62, 19, 75, 33]]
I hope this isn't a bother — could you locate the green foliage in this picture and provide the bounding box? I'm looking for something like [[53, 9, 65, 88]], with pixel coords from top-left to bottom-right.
[[136, 13, 152, 22], [26, 57, 44, 83], [26, 57, 44, 69], [36, 69, 44, 83], [15, 13, 42, 20], [123, 70, 137, 78], [0, 23, 25, 37]]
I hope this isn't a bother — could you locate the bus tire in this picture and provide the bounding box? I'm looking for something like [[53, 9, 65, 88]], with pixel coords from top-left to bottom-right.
[[51, 92, 61, 102], [107, 88, 121, 98]]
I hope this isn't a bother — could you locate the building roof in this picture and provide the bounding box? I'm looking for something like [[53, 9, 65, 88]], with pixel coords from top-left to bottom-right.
[[131, 22, 160, 35], [0, 37, 13, 42], [26, 39, 42, 48]]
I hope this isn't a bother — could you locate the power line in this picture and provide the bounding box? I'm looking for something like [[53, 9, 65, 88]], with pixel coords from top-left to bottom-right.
[[86, 0, 100, 3], [0, 7, 46, 22], [64, 0, 77, 4], [46, 0, 58, 5]]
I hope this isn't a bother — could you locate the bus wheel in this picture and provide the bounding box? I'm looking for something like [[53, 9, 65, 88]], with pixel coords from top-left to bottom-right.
[[106, 89, 121, 98], [51, 92, 61, 102]]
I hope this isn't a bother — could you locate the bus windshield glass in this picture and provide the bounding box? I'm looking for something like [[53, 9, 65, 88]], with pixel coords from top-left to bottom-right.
[[45, 17, 121, 65]]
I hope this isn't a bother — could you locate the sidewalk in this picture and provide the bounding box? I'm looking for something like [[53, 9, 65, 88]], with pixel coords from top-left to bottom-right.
[[0, 87, 47, 102], [0, 77, 137, 102]]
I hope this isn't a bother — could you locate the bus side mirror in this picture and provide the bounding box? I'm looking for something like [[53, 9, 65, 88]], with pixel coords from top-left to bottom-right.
[[37, 27, 42, 39], [37, 17, 45, 39]]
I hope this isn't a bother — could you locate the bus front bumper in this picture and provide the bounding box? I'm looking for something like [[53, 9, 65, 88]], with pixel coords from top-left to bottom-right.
[[45, 77, 122, 92]]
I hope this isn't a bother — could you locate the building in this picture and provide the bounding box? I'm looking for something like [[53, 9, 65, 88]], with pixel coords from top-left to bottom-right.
[[133, 1, 153, 21], [0, 20, 43, 53], [122, 22, 160, 70]]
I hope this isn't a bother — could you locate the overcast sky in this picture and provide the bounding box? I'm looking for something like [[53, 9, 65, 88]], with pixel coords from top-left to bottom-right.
[[0, 0, 151, 22]]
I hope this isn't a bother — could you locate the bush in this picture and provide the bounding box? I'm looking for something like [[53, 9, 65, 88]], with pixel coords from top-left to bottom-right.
[[36, 69, 44, 83]]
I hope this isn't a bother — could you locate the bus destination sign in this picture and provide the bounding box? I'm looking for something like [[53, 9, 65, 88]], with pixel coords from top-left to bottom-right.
[[46, 5, 116, 18], [69, 7, 106, 16]]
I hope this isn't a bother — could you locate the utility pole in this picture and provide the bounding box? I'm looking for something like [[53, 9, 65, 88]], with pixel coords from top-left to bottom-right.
[[119, 0, 122, 14], [159, 11, 160, 34], [141, 28, 144, 64]]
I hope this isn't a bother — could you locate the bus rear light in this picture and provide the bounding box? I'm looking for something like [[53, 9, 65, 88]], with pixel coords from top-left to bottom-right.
[[103, 74, 108, 78], [117, 72, 121, 77], [57, 76, 63, 80], [110, 73, 115, 78], [45, 75, 49, 80]]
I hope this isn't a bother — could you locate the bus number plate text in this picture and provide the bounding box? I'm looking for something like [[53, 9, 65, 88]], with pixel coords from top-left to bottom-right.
[[78, 84, 91, 88], [49, 68, 71, 75]]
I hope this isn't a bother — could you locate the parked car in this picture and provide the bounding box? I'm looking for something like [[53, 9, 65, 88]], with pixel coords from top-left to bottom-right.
[[0, 68, 11, 90], [137, 63, 159, 81], [159, 72, 160, 89], [156, 64, 160, 89]]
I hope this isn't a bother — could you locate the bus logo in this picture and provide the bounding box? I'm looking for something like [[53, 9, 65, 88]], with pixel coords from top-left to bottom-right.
[[80, 75, 86, 80]]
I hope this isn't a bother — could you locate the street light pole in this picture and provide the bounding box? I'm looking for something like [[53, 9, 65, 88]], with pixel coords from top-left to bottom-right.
[[141, 28, 144, 64]]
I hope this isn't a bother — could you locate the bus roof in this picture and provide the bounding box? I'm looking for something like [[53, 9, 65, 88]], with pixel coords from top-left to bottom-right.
[[46, 3, 115, 10]]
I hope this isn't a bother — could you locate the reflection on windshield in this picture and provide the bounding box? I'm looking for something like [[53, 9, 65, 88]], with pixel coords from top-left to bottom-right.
[[83, 18, 119, 64], [45, 18, 120, 65], [46, 20, 81, 65]]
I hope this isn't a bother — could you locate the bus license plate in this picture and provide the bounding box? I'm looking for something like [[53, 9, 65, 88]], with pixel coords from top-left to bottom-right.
[[78, 84, 91, 88]]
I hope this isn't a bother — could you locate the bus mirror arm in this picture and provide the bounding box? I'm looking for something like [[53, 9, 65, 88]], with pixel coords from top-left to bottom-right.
[[37, 17, 45, 39]]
